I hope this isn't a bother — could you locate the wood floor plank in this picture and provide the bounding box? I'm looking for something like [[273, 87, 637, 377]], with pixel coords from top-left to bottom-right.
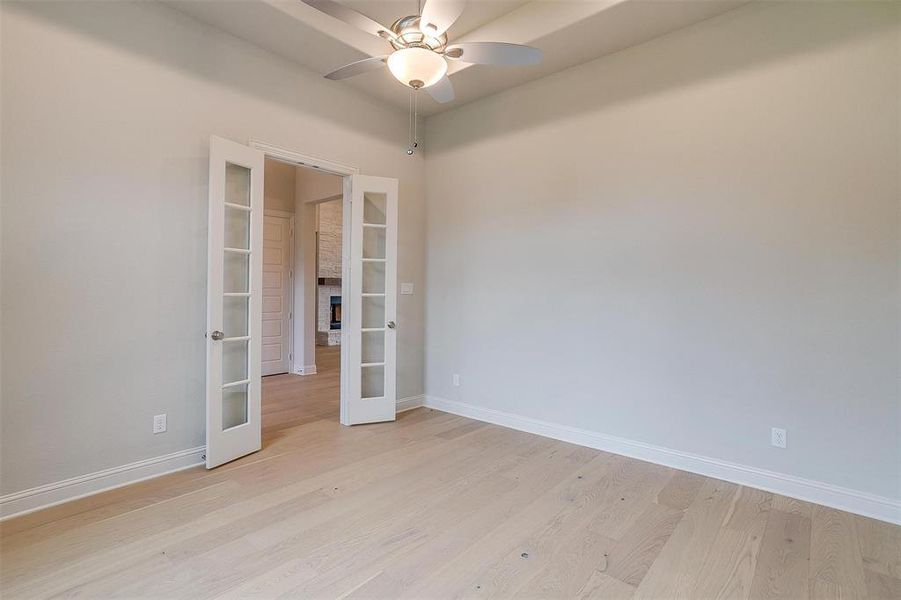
[[686, 486, 771, 599], [514, 526, 616, 599], [655, 469, 706, 511], [632, 478, 741, 599], [863, 568, 901, 599], [339, 439, 581, 599], [604, 501, 684, 587], [810, 505, 868, 598], [748, 508, 813, 600], [399, 450, 616, 599], [576, 569, 637, 599], [854, 513, 901, 579], [772, 494, 814, 519]]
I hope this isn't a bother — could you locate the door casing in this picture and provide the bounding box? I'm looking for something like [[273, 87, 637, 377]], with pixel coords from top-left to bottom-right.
[[248, 140, 360, 426]]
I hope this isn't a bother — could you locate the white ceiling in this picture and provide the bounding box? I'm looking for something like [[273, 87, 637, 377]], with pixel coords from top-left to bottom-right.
[[168, 0, 750, 116]]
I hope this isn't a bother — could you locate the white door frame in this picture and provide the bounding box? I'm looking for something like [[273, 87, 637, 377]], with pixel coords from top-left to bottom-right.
[[262, 209, 294, 376], [249, 139, 358, 424]]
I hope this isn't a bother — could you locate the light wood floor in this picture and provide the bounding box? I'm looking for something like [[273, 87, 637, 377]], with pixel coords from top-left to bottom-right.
[[1, 345, 899, 599]]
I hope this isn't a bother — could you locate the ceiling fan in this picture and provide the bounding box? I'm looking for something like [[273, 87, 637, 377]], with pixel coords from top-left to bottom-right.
[[300, 0, 543, 105]]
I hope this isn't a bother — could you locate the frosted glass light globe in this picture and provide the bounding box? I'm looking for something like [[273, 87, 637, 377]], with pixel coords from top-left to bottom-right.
[[387, 48, 447, 89]]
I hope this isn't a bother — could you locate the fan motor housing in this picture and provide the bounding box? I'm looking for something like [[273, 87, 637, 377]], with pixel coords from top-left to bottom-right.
[[388, 16, 447, 52]]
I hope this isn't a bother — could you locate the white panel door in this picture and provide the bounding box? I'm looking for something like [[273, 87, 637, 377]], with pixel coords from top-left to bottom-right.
[[341, 175, 398, 426], [206, 136, 264, 468], [261, 214, 292, 376]]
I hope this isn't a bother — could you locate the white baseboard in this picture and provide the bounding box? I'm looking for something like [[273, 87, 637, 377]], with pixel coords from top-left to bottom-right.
[[424, 396, 900, 525], [1, 396, 426, 521], [0, 446, 205, 521], [292, 364, 317, 376], [397, 394, 425, 413]]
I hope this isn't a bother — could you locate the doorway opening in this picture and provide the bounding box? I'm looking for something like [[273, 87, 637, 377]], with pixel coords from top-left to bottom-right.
[[261, 155, 344, 432], [205, 136, 399, 468]]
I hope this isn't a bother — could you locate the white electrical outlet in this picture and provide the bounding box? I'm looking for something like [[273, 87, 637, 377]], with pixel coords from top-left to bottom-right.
[[771, 427, 786, 448], [400, 282, 414, 295], [452, 374, 460, 387], [153, 414, 167, 434]]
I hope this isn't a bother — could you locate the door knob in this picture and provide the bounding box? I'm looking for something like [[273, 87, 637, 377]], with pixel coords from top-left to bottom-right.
[[210, 330, 224, 340], [387, 321, 396, 329]]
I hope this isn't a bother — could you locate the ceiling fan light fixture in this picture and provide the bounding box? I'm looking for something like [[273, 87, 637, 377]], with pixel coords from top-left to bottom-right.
[[387, 47, 447, 89]]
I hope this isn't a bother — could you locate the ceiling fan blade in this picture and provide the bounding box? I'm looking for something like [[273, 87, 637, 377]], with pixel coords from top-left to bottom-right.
[[420, 0, 466, 36], [299, 0, 395, 41], [445, 42, 542, 66], [426, 75, 455, 103], [324, 56, 388, 80]]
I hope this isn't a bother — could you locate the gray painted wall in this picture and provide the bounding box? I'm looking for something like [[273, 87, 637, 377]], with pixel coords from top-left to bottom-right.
[[424, 1, 900, 500], [0, 0, 426, 495]]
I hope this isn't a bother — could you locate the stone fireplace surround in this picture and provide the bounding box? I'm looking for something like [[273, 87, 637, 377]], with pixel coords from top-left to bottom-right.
[[316, 278, 341, 346], [316, 200, 342, 346]]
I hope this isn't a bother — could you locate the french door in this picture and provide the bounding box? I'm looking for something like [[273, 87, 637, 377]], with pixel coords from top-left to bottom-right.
[[205, 136, 264, 468], [341, 175, 398, 425], [206, 138, 399, 465]]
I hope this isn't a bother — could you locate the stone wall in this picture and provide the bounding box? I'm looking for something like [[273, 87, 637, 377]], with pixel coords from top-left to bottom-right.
[[318, 200, 342, 278], [317, 199, 343, 345]]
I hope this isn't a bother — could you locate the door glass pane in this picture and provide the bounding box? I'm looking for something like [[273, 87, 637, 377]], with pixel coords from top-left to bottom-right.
[[363, 192, 387, 224], [361, 330, 385, 364], [224, 252, 249, 293], [222, 383, 248, 429], [223, 339, 248, 384], [362, 364, 385, 399], [223, 296, 248, 337], [362, 261, 385, 294], [225, 205, 250, 249], [363, 226, 386, 259], [362, 295, 385, 329], [226, 163, 251, 206]]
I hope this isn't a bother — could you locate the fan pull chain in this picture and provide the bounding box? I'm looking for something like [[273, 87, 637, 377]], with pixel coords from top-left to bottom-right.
[[407, 87, 419, 155]]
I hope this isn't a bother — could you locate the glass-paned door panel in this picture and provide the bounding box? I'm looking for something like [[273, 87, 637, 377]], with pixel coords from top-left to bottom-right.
[[361, 330, 385, 364], [206, 136, 263, 467], [363, 192, 387, 224], [222, 340, 249, 384], [224, 251, 250, 293], [225, 205, 251, 249], [361, 295, 385, 329], [362, 226, 386, 259], [362, 365, 385, 399], [223, 296, 249, 338], [225, 163, 251, 206], [342, 176, 398, 425], [362, 261, 386, 294], [222, 384, 249, 430]]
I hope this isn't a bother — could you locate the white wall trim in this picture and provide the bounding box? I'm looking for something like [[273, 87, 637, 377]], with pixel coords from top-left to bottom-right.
[[0, 396, 424, 521], [249, 139, 359, 176], [293, 364, 317, 376], [424, 396, 901, 525], [397, 394, 425, 413], [263, 208, 295, 219], [0, 446, 206, 521]]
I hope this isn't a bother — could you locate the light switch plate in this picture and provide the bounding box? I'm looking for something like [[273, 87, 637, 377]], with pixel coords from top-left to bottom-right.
[[400, 282, 414, 295]]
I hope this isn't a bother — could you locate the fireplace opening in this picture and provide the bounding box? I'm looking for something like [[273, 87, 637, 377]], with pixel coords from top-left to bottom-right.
[[330, 296, 342, 330]]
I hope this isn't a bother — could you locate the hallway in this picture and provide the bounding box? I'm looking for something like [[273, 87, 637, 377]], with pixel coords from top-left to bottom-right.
[[262, 345, 341, 436]]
